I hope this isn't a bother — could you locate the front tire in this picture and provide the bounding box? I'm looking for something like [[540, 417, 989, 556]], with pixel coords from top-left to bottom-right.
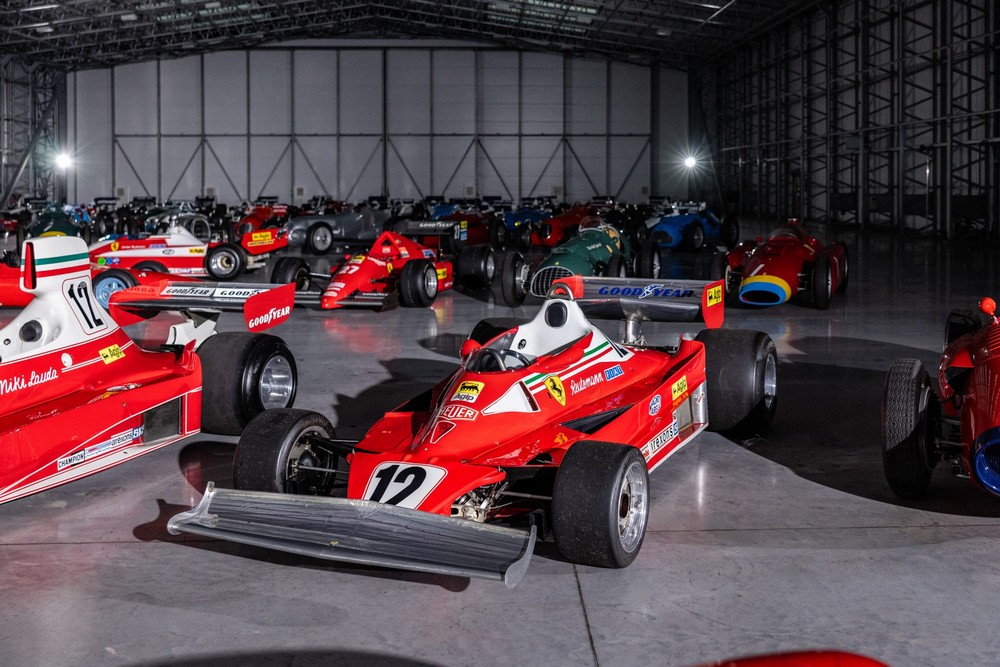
[[696, 329, 778, 436], [132, 260, 169, 274], [489, 219, 508, 250], [456, 244, 496, 287], [605, 253, 628, 278], [399, 259, 438, 307], [92, 269, 138, 309], [198, 332, 298, 435], [812, 253, 833, 309], [552, 441, 649, 568], [635, 243, 661, 279], [500, 251, 528, 307], [683, 222, 705, 251], [306, 222, 334, 255], [882, 359, 937, 498], [721, 216, 740, 250], [271, 256, 311, 290], [233, 409, 338, 495], [206, 243, 247, 281]]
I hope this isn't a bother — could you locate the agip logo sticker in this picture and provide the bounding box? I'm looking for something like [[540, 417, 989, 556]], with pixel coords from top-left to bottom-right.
[[452, 381, 484, 404], [707, 284, 723, 307], [544, 376, 566, 406], [99, 344, 125, 364], [671, 375, 688, 401]]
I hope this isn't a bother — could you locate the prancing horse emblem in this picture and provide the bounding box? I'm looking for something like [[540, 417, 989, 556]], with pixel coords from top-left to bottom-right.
[[544, 376, 566, 406]]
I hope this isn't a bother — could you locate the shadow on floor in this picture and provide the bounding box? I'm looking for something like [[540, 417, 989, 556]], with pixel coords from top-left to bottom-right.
[[125, 649, 441, 666]]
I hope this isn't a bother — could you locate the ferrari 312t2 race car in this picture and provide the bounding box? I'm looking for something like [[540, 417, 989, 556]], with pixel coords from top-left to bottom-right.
[[0, 236, 298, 504], [169, 275, 778, 586]]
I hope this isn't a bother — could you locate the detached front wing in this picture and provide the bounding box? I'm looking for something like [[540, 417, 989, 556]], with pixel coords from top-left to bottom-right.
[[168, 483, 536, 587]]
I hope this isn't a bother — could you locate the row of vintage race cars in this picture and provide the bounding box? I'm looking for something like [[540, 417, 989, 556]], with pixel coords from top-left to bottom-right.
[[0, 194, 994, 599]]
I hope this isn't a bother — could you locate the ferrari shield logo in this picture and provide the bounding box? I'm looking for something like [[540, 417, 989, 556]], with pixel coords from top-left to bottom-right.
[[544, 376, 566, 406]]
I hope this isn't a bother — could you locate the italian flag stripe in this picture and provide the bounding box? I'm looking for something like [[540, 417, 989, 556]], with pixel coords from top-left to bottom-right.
[[525, 340, 613, 388], [23, 252, 90, 267]]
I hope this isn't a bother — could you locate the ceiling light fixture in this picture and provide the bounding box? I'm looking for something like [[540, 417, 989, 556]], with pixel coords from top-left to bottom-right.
[[35, 25, 54, 33], [120, 13, 138, 21], [205, 1, 222, 8]]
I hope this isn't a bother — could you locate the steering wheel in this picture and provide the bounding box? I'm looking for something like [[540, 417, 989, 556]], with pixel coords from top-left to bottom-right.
[[476, 348, 532, 371]]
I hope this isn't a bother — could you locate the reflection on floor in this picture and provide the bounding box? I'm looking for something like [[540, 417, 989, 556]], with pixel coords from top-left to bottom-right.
[[2, 225, 999, 667]]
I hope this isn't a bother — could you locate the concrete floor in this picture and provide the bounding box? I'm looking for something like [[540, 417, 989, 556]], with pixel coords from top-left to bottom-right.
[[3, 225, 1000, 667]]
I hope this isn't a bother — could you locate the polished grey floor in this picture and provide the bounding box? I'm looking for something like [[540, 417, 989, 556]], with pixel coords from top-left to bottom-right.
[[3, 225, 1000, 667]]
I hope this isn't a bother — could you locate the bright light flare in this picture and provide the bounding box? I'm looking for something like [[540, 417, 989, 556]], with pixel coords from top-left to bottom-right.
[[683, 156, 697, 169], [55, 153, 73, 170]]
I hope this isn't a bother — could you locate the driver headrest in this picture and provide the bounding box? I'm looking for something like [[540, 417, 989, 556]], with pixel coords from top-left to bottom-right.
[[20, 235, 91, 295]]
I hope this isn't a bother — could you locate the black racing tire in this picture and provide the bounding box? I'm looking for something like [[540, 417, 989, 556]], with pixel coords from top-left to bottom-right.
[[551, 441, 649, 568], [500, 251, 528, 307], [605, 253, 628, 278], [881, 359, 937, 499], [489, 219, 509, 251], [92, 268, 139, 309], [516, 224, 533, 251], [836, 244, 849, 293], [132, 260, 169, 274], [15, 223, 27, 250], [80, 225, 93, 245], [205, 243, 247, 281], [629, 221, 649, 251], [721, 216, 740, 250], [469, 317, 528, 345], [708, 251, 727, 281], [305, 222, 334, 255], [456, 244, 496, 287], [116, 214, 138, 237], [233, 409, 338, 495], [399, 259, 438, 308], [189, 217, 212, 243], [944, 309, 984, 347], [198, 332, 298, 436], [812, 252, 832, 310], [683, 221, 705, 252], [271, 256, 311, 290], [635, 243, 661, 279], [696, 329, 778, 436]]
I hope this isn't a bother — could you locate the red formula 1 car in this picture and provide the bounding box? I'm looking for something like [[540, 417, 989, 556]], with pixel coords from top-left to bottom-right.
[[269, 229, 495, 310], [882, 298, 1000, 499], [720, 220, 848, 309], [169, 275, 778, 586], [0, 236, 299, 505], [89, 224, 288, 282]]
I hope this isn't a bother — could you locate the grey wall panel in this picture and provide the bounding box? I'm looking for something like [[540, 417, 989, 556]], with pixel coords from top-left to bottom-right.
[[72, 69, 114, 202], [565, 137, 605, 200], [611, 63, 649, 134], [339, 51, 383, 135], [115, 137, 158, 197], [610, 138, 650, 201], [387, 51, 430, 135], [114, 63, 158, 135], [204, 137, 248, 202], [250, 137, 293, 200], [160, 58, 202, 135], [294, 137, 338, 199], [204, 52, 247, 135], [338, 136, 383, 200], [387, 136, 431, 199], [566, 60, 606, 135], [250, 51, 291, 135], [479, 52, 519, 134], [160, 137, 203, 201], [294, 51, 338, 134], [478, 137, 518, 199], [521, 53, 563, 135], [432, 136, 476, 199], [521, 138, 563, 198], [432, 50, 475, 135], [657, 68, 689, 198]]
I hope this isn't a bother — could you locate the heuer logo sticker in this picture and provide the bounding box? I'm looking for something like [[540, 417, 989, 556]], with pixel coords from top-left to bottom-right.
[[452, 380, 484, 403], [671, 375, 688, 401], [649, 394, 662, 416], [439, 404, 479, 421], [604, 364, 624, 381], [99, 344, 125, 364], [544, 376, 566, 406], [641, 418, 679, 460], [707, 284, 723, 307]]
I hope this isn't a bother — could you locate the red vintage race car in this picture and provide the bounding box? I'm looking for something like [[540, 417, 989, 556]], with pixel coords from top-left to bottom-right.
[[168, 275, 778, 586], [0, 236, 299, 505], [882, 297, 1000, 499], [720, 220, 849, 309], [89, 224, 288, 281], [269, 229, 495, 310]]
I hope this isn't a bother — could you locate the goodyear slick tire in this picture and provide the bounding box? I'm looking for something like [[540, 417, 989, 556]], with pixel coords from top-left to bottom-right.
[[132, 260, 169, 274], [233, 409, 337, 495], [92, 269, 138, 309], [198, 332, 298, 436], [206, 243, 247, 281], [500, 251, 527, 307], [696, 329, 778, 436], [271, 257, 311, 290], [881, 359, 937, 499], [399, 259, 438, 308]]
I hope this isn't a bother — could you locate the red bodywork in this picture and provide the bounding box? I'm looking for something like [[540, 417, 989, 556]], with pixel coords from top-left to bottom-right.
[[234, 204, 291, 237], [320, 230, 453, 309], [435, 208, 491, 247], [0, 261, 188, 309], [531, 205, 591, 248], [696, 651, 888, 667], [724, 221, 847, 307]]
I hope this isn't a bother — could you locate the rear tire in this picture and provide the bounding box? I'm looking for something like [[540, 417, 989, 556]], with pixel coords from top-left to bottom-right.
[[500, 251, 528, 307], [198, 332, 298, 435], [306, 222, 334, 255], [605, 253, 627, 278], [271, 257, 311, 290], [399, 259, 438, 307], [92, 268, 138, 309], [552, 441, 649, 568], [489, 219, 508, 250], [132, 260, 169, 274], [720, 216, 739, 250], [456, 244, 496, 287], [233, 409, 338, 495], [683, 222, 705, 252], [206, 243, 247, 281], [881, 359, 937, 498], [635, 243, 661, 279], [696, 329, 778, 436], [812, 253, 832, 309]]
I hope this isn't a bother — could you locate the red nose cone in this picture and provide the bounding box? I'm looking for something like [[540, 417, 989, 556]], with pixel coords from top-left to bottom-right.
[[980, 297, 996, 317]]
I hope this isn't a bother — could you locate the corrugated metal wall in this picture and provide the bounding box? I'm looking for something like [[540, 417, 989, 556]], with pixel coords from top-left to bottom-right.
[[67, 42, 689, 206]]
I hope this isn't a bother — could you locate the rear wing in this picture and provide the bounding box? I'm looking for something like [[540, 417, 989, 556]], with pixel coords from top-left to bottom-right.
[[108, 281, 295, 332], [393, 218, 462, 237], [550, 275, 724, 331]]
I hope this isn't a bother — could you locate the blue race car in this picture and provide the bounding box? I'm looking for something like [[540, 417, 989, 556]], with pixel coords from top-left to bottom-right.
[[644, 201, 739, 252]]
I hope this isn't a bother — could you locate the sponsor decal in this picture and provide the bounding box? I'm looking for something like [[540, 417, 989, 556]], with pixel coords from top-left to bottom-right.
[[399, 249, 409, 258], [436, 268, 447, 280], [248, 305, 291, 329], [99, 344, 125, 364], [597, 284, 695, 299], [162, 249, 175, 255], [452, 380, 484, 404], [189, 247, 206, 254], [649, 394, 662, 416], [97, 257, 106, 265], [0, 367, 59, 395], [603, 364, 624, 381], [707, 284, 723, 307], [214, 287, 268, 299], [162, 285, 213, 297], [150, 243, 166, 249], [381, 245, 392, 254], [554, 432, 569, 445], [586, 243, 602, 251], [351, 256, 365, 264], [671, 375, 688, 401], [439, 404, 479, 421], [641, 418, 679, 460], [570, 372, 603, 394], [57, 426, 145, 471], [110, 241, 120, 252], [544, 376, 566, 406], [423, 249, 436, 259], [251, 231, 272, 242]]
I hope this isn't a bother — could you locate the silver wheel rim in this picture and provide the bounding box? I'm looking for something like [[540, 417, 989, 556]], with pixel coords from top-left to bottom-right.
[[95, 276, 127, 308], [825, 266, 833, 299], [762, 353, 777, 410], [651, 250, 660, 277], [211, 250, 237, 274], [485, 253, 496, 281], [313, 226, 332, 250], [692, 225, 704, 247], [282, 425, 331, 491], [424, 265, 439, 298], [259, 355, 295, 409], [618, 460, 648, 554]]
